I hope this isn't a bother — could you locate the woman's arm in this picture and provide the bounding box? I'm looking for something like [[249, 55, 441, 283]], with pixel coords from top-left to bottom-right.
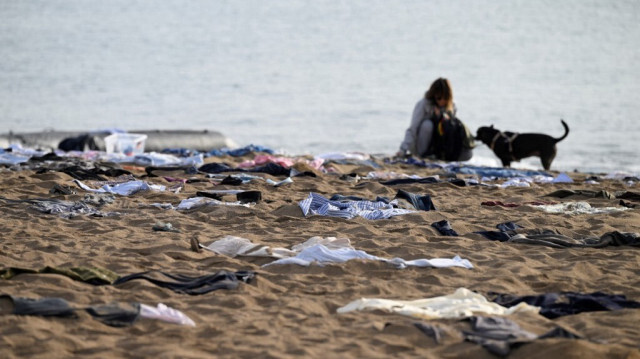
[[399, 98, 429, 154]]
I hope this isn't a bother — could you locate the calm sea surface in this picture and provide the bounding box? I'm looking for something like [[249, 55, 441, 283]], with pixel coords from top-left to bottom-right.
[[1, 0, 639, 173]]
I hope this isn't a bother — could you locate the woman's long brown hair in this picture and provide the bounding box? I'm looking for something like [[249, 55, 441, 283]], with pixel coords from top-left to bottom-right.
[[425, 77, 454, 112]]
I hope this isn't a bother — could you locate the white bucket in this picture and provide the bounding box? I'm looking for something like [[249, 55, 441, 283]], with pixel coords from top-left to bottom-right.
[[104, 133, 147, 156]]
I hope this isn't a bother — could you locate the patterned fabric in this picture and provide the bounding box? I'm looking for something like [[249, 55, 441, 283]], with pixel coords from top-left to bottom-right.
[[299, 192, 415, 220]]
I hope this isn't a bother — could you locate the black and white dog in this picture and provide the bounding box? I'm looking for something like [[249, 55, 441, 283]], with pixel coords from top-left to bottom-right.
[[475, 120, 569, 170]]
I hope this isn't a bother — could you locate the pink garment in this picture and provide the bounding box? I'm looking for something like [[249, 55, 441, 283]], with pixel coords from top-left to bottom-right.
[[237, 155, 325, 170], [238, 155, 295, 168], [307, 158, 325, 170]]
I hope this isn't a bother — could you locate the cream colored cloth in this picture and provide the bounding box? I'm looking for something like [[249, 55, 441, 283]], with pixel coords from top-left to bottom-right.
[[534, 201, 630, 215], [337, 288, 539, 320], [201, 235, 351, 259]]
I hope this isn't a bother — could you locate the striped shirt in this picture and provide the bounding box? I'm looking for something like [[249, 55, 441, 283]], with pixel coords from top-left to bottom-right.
[[299, 192, 415, 220]]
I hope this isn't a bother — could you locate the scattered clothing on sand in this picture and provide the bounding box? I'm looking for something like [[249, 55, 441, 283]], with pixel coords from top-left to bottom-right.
[[263, 244, 473, 269], [49, 184, 76, 195], [198, 162, 290, 176], [380, 177, 440, 185], [533, 201, 631, 215], [203, 173, 263, 184], [0, 294, 195, 327], [113, 270, 255, 295], [473, 221, 525, 242], [299, 192, 415, 220], [74, 179, 166, 196], [60, 165, 132, 181], [496, 222, 524, 232], [196, 190, 262, 203], [0, 266, 119, 285], [337, 288, 538, 320], [30, 199, 120, 218], [431, 220, 459, 236], [481, 200, 557, 208], [128, 153, 203, 167], [146, 165, 198, 177], [206, 144, 275, 157], [152, 221, 180, 233], [266, 177, 294, 187], [620, 200, 637, 208], [0, 196, 120, 218], [0, 151, 31, 165], [475, 225, 640, 248], [1, 267, 256, 295], [197, 235, 472, 269], [198, 235, 349, 259], [388, 159, 552, 179], [545, 190, 640, 208], [450, 165, 552, 179], [330, 191, 436, 211], [616, 191, 640, 201], [544, 189, 616, 199], [237, 154, 324, 171], [394, 190, 437, 211], [365, 171, 425, 180], [489, 291, 640, 319], [174, 197, 253, 210], [82, 193, 116, 206], [461, 316, 580, 356], [379, 176, 479, 187], [415, 316, 582, 356]]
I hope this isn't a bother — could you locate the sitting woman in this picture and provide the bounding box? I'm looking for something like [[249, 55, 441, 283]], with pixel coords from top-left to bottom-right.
[[397, 77, 473, 161]]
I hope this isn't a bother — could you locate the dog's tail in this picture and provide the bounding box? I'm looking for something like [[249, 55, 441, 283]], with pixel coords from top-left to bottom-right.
[[554, 119, 569, 143]]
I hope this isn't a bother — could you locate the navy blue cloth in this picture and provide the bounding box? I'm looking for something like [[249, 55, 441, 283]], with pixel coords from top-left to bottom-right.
[[198, 162, 289, 176], [394, 190, 436, 211], [475, 222, 524, 242], [198, 162, 235, 173], [145, 165, 197, 176], [415, 316, 583, 356], [2, 295, 76, 317], [329, 194, 390, 203], [474, 231, 513, 242], [489, 291, 640, 319], [2, 295, 144, 327], [329, 191, 435, 211], [380, 177, 440, 185], [207, 144, 275, 157], [160, 148, 201, 157], [113, 270, 255, 295], [384, 159, 550, 178], [496, 222, 524, 232], [451, 165, 550, 178], [85, 303, 141, 327], [431, 220, 458, 236], [462, 316, 582, 356], [248, 163, 290, 176]]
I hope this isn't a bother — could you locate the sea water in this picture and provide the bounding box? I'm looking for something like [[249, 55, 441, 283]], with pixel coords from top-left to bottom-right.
[[1, 0, 639, 173]]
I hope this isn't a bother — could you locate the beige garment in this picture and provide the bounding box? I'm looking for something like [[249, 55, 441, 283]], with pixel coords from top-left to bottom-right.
[[202, 235, 351, 259], [337, 288, 539, 320], [534, 201, 631, 215]]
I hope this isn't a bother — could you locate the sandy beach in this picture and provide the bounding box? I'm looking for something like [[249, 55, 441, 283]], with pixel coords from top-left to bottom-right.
[[1, 150, 639, 358]]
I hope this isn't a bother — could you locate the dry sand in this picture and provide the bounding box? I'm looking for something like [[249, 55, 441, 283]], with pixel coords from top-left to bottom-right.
[[0, 153, 639, 358]]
